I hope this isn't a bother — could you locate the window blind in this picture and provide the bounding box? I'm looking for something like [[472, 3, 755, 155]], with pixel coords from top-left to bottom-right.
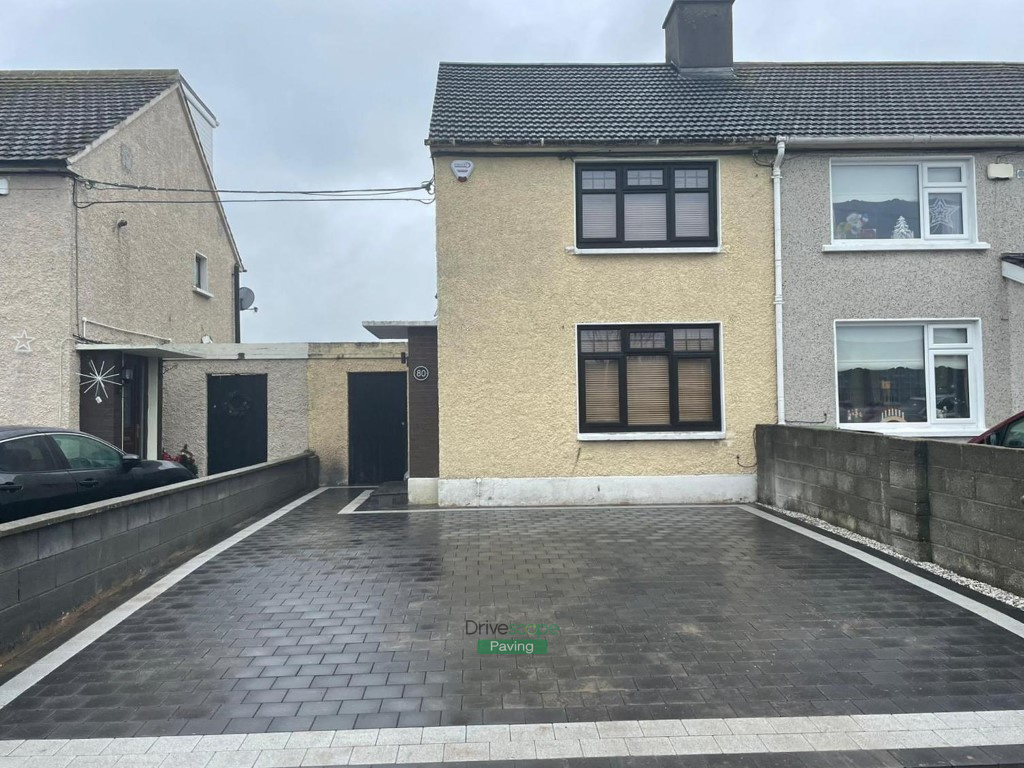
[[581, 195, 617, 239], [583, 360, 619, 423], [678, 358, 713, 422], [675, 193, 710, 238], [624, 194, 667, 241], [626, 356, 669, 425]]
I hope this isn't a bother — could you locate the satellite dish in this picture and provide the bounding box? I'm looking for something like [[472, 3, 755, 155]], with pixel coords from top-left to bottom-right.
[[238, 287, 256, 311]]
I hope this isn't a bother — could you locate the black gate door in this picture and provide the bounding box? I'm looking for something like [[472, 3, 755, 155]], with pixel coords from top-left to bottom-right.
[[207, 374, 268, 475], [348, 372, 407, 484]]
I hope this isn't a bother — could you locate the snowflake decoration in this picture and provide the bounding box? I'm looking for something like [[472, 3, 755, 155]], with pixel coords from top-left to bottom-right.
[[929, 196, 962, 234], [79, 359, 121, 404]]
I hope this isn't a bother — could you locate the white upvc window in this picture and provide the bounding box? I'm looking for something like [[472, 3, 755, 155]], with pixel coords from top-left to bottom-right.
[[194, 252, 211, 296], [829, 159, 981, 249], [835, 320, 982, 435]]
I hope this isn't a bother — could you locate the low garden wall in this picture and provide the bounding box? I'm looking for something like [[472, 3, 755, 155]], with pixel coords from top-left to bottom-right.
[[757, 425, 1024, 595], [0, 452, 319, 654]]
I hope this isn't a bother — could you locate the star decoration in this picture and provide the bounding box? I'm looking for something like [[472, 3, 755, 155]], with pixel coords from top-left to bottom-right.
[[11, 330, 34, 354], [79, 359, 121, 403], [929, 196, 962, 235]]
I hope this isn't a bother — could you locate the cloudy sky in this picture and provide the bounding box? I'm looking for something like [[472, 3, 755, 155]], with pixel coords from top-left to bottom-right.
[[1, 0, 1018, 342]]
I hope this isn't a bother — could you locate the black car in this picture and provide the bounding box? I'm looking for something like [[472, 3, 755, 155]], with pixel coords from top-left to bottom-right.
[[0, 427, 195, 524]]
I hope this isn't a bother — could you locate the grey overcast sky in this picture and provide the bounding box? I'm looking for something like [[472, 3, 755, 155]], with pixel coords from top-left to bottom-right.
[[1, 0, 1019, 342]]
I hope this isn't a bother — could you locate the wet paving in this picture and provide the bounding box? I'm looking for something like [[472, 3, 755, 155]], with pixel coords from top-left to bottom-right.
[[2, 490, 1024, 740]]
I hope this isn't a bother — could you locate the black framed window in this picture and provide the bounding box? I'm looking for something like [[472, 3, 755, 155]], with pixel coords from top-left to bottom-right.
[[578, 324, 722, 433], [576, 162, 718, 249]]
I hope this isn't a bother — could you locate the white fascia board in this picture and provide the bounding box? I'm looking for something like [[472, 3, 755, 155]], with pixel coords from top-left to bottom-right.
[[1002, 260, 1024, 285]]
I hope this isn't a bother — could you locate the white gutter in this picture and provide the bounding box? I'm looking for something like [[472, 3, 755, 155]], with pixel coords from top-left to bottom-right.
[[772, 137, 787, 425], [785, 134, 1024, 149], [81, 317, 172, 343]]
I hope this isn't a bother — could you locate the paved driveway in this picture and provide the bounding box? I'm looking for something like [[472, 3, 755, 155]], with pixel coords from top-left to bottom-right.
[[1, 489, 1024, 764]]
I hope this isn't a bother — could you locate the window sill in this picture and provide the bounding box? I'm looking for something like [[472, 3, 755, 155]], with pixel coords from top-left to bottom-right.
[[571, 246, 721, 256], [193, 287, 214, 299], [578, 431, 726, 442], [838, 423, 983, 438], [822, 241, 990, 253]]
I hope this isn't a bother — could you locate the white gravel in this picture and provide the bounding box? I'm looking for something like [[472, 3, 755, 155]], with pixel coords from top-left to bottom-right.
[[759, 503, 1024, 611]]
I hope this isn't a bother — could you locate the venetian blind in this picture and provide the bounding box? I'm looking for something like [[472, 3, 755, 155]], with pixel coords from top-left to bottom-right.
[[624, 194, 667, 241], [678, 358, 713, 422], [581, 195, 617, 239], [583, 360, 619, 423], [675, 193, 710, 238], [627, 356, 669, 425]]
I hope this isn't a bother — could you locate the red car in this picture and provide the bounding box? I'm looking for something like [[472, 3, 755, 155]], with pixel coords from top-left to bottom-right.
[[969, 410, 1024, 448]]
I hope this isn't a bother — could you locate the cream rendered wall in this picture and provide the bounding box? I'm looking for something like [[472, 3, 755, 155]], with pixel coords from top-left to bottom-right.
[[307, 342, 407, 485], [70, 88, 236, 347], [433, 153, 776, 502], [161, 357, 309, 476], [0, 174, 78, 427]]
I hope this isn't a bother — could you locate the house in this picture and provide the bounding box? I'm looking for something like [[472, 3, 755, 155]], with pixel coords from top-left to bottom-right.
[[424, 0, 780, 506], [0, 70, 243, 458], [775, 72, 1024, 437], [424, 0, 1024, 507]]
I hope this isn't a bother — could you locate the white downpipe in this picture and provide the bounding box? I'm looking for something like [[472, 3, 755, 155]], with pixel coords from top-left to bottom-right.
[[772, 137, 787, 425]]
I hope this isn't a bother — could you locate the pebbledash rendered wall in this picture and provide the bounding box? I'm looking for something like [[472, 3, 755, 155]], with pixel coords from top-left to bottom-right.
[[757, 424, 1024, 595], [0, 452, 318, 654], [779, 150, 1024, 431], [432, 153, 777, 506], [0, 84, 239, 431]]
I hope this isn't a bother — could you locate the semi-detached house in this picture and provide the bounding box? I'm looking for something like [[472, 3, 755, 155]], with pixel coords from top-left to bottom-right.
[[0, 70, 242, 458], [419, 0, 1024, 507]]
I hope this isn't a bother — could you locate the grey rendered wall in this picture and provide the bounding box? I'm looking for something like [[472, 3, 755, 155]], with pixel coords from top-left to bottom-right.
[[780, 151, 1024, 428], [1007, 280, 1024, 414], [70, 88, 237, 348], [161, 358, 310, 476], [0, 174, 77, 427], [0, 452, 318, 655]]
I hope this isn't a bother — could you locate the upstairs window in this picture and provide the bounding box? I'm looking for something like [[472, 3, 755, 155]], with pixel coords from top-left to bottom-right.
[[576, 162, 718, 249], [194, 252, 210, 294], [831, 160, 976, 245], [578, 323, 722, 433]]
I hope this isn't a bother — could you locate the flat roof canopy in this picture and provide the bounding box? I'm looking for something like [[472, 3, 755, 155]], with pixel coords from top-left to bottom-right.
[[362, 320, 436, 340], [76, 343, 204, 359]]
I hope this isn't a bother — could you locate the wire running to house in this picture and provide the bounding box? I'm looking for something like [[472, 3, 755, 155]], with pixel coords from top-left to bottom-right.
[[75, 196, 435, 208], [75, 175, 434, 196], [72, 175, 436, 207]]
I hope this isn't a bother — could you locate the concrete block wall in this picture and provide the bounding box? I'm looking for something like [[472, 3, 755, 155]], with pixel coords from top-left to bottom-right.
[[757, 424, 1024, 594], [0, 452, 319, 655], [755, 425, 930, 558], [928, 441, 1024, 595]]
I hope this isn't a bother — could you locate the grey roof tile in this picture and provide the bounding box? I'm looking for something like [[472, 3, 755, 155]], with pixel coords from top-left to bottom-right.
[[428, 61, 1024, 146], [0, 70, 180, 161]]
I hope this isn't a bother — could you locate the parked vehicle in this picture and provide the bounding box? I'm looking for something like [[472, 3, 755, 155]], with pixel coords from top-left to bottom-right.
[[969, 410, 1024, 448], [0, 427, 195, 524]]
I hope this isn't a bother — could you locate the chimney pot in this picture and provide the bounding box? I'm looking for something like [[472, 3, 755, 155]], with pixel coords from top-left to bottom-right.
[[663, 0, 735, 71]]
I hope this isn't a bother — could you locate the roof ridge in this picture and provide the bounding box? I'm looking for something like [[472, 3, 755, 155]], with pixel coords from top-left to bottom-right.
[[0, 69, 180, 79], [438, 60, 1024, 69]]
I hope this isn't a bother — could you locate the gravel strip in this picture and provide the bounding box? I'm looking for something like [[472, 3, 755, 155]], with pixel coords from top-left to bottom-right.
[[758, 503, 1024, 610]]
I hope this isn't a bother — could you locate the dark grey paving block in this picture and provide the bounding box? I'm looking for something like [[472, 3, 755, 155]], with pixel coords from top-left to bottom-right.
[[5, 495, 1024, 739]]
